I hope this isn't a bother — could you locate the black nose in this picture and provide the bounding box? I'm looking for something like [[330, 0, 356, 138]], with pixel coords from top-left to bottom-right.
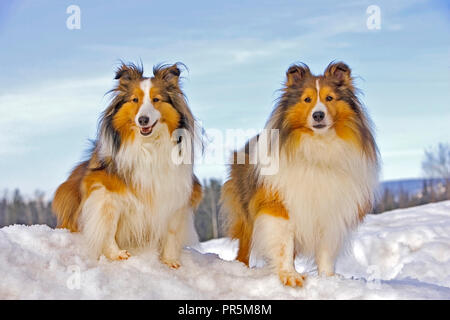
[[312, 111, 325, 122], [138, 116, 150, 126]]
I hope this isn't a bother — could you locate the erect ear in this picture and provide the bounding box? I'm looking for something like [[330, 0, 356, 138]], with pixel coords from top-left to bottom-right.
[[286, 63, 310, 87], [154, 63, 185, 86], [163, 62, 184, 85], [324, 61, 352, 87], [114, 62, 143, 82], [164, 63, 181, 85]]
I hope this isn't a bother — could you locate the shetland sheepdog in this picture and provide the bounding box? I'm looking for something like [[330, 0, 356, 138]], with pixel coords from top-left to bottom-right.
[[53, 62, 202, 268], [221, 62, 379, 286]]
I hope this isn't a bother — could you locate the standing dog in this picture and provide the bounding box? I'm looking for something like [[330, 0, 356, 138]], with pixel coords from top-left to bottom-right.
[[53, 62, 202, 268], [221, 62, 379, 286]]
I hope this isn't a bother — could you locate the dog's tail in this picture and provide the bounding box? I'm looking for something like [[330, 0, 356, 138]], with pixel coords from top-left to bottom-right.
[[52, 161, 89, 232], [190, 174, 203, 209], [220, 180, 253, 266]]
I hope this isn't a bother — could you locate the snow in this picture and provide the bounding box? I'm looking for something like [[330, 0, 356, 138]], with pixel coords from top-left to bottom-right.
[[1, 201, 450, 299]]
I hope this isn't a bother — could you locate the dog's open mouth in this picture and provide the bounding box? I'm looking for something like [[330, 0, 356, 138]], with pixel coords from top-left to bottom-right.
[[140, 120, 158, 136], [313, 124, 327, 129]]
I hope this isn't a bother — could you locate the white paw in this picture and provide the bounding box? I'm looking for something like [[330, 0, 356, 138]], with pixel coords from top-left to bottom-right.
[[161, 258, 181, 269], [278, 270, 306, 287], [105, 249, 131, 261]]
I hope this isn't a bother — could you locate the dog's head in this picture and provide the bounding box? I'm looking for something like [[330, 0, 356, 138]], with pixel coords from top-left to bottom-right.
[[268, 61, 377, 160], [97, 62, 195, 159]]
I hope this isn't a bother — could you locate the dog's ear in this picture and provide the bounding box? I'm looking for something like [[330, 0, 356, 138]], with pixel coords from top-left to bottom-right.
[[164, 63, 181, 85], [286, 63, 310, 87], [324, 61, 353, 88], [154, 63, 185, 87], [114, 63, 143, 82]]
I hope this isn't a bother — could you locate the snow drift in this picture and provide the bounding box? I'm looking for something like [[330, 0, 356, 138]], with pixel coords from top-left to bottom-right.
[[1, 201, 450, 299]]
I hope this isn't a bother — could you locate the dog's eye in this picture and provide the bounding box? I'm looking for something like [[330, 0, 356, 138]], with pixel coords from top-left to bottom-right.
[[132, 98, 139, 103], [326, 96, 333, 102], [304, 97, 311, 103], [152, 98, 160, 103]]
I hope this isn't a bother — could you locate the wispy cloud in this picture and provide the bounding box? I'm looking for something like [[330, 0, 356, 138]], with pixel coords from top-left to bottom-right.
[[0, 76, 112, 155], [0, 0, 448, 193]]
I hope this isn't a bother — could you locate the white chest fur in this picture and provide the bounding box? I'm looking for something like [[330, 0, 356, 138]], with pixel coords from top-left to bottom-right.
[[261, 130, 378, 255], [113, 124, 193, 249]]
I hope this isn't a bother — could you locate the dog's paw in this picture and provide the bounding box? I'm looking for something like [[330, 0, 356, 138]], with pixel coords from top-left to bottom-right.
[[278, 270, 306, 287], [105, 249, 131, 261], [161, 258, 181, 269]]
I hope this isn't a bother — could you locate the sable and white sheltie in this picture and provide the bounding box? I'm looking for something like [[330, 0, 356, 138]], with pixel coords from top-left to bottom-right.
[[221, 61, 379, 286], [53, 62, 202, 268]]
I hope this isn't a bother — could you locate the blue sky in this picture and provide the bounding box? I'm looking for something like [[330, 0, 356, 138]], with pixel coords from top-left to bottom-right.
[[0, 0, 449, 197]]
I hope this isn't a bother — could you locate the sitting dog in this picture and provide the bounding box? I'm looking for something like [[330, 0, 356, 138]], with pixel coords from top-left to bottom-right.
[[53, 62, 202, 268], [221, 61, 379, 286]]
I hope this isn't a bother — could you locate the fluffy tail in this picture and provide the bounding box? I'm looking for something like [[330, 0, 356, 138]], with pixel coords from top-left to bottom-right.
[[220, 180, 253, 266], [52, 161, 89, 231], [190, 174, 203, 209]]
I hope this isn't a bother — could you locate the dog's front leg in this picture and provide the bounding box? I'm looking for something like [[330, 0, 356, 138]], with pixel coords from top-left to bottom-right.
[[160, 206, 190, 269], [253, 214, 306, 287], [315, 234, 339, 276], [80, 187, 130, 260]]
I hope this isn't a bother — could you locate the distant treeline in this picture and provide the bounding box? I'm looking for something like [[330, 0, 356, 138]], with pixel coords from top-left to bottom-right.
[[1, 177, 449, 241], [0, 190, 56, 228], [373, 142, 450, 213], [3, 143, 449, 240], [373, 179, 449, 213]]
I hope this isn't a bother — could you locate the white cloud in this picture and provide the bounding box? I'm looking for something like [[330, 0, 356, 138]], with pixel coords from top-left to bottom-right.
[[0, 76, 112, 155]]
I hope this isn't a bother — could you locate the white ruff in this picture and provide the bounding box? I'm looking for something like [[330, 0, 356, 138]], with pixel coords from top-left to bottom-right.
[[259, 130, 378, 257], [80, 123, 195, 254]]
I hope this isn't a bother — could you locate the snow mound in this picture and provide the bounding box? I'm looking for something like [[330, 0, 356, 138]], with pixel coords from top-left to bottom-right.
[[1, 201, 450, 299]]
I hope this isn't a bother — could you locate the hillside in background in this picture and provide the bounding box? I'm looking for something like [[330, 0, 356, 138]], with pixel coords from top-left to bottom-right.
[[380, 178, 444, 195]]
